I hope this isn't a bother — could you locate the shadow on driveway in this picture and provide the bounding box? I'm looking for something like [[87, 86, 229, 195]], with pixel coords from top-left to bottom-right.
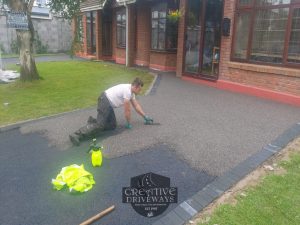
[[0, 129, 215, 225]]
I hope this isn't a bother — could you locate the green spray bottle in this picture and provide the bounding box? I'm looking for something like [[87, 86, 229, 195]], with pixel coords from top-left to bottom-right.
[[88, 138, 103, 167]]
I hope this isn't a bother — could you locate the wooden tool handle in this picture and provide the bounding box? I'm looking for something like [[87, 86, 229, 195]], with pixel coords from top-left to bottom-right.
[[79, 205, 115, 225]]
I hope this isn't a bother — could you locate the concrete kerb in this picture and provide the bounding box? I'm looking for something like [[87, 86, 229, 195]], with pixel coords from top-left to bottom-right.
[[145, 72, 158, 96], [152, 123, 300, 225], [0, 73, 159, 133]]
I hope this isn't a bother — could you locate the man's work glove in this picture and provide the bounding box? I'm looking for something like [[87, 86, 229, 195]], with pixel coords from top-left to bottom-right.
[[125, 122, 132, 129], [144, 116, 153, 125]]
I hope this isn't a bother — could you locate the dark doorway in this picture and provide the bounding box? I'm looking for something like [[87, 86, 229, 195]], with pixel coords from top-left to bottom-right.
[[102, 9, 113, 56], [184, 0, 223, 80], [86, 11, 97, 55]]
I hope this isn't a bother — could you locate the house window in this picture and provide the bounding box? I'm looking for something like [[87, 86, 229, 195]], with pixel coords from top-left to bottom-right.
[[116, 8, 126, 48], [151, 2, 178, 51], [232, 0, 300, 66], [288, 7, 300, 63]]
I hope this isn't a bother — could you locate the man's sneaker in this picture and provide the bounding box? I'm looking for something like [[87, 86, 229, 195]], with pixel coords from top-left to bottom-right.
[[69, 134, 80, 146], [87, 116, 97, 124]]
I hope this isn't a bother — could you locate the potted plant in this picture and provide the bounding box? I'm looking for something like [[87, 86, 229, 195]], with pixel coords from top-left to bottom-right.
[[167, 9, 181, 24]]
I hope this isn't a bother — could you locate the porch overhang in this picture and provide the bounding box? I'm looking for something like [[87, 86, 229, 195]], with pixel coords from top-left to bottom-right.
[[80, 0, 137, 12], [80, 0, 107, 12], [116, 0, 136, 5]]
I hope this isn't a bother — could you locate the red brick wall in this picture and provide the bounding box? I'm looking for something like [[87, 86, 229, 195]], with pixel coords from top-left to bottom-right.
[[96, 11, 102, 60], [135, 4, 151, 67], [112, 8, 117, 61], [149, 52, 177, 71], [221, 0, 300, 96], [127, 4, 136, 66], [82, 14, 88, 56], [176, 0, 187, 77], [115, 48, 126, 64], [74, 13, 97, 59]]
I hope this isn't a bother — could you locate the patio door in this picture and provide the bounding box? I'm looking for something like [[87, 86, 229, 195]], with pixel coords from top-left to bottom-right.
[[184, 0, 223, 80]]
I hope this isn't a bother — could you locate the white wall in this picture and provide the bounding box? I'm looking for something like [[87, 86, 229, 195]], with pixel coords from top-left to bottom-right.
[[0, 14, 72, 54]]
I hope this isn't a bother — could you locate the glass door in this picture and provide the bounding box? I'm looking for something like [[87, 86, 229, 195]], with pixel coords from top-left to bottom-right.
[[184, 0, 202, 74], [201, 0, 222, 77], [184, 0, 223, 79]]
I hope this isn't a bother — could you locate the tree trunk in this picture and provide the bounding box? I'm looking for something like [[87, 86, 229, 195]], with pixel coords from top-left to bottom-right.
[[17, 21, 39, 81], [10, 0, 39, 81]]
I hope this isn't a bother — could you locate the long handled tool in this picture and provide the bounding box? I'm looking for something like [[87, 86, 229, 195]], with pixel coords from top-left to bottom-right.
[[79, 205, 115, 225]]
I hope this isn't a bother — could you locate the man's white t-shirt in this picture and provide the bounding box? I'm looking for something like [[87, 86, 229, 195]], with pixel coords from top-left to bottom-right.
[[105, 84, 135, 108]]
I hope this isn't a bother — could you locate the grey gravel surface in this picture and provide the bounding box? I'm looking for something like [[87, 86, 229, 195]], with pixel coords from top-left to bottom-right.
[[17, 72, 300, 176], [2, 54, 86, 67]]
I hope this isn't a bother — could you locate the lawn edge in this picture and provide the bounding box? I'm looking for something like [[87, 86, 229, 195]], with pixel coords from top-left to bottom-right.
[[0, 73, 159, 133]]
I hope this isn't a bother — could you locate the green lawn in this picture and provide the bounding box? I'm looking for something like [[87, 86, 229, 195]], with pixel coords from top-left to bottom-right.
[[199, 151, 300, 225], [0, 61, 153, 126]]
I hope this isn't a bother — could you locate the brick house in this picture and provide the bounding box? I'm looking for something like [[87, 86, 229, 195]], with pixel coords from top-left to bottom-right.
[[76, 0, 300, 106]]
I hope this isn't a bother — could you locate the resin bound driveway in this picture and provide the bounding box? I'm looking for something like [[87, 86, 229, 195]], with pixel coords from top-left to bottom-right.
[[1, 70, 300, 225]]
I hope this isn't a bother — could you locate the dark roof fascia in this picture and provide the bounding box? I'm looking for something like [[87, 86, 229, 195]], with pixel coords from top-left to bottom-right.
[[32, 12, 49, 16], [116, 0, 137, 5], [80, 0, 137, 12]]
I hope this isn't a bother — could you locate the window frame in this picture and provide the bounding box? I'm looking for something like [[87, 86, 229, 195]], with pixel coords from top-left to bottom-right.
[[151, 1, 178, 52], [116, 7, 126, 48], [231, 0, 300, 68]]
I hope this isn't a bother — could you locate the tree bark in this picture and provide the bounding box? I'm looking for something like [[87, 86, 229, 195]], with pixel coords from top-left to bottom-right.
[[17, 18, 39, 81], [10, 0, 39, 81]]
